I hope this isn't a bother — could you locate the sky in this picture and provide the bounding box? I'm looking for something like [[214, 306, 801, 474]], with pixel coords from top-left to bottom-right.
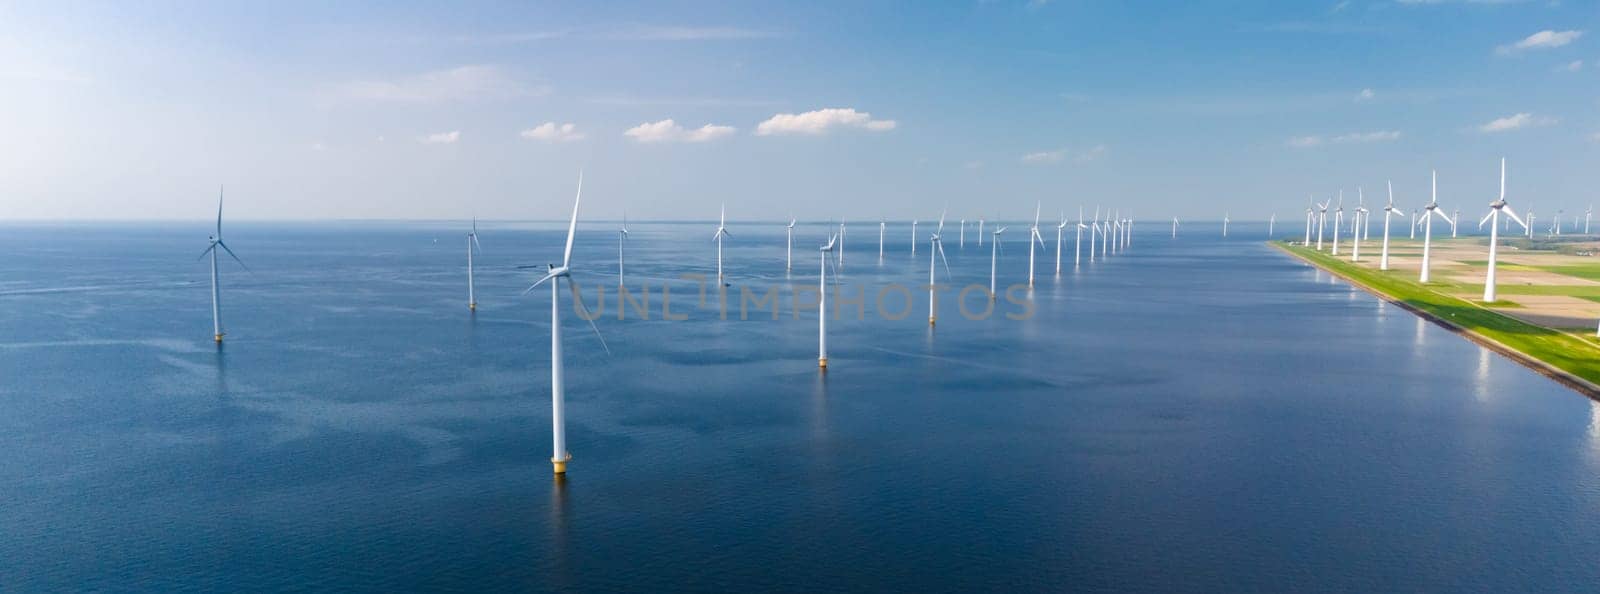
[[1, 0, 1596, 222]]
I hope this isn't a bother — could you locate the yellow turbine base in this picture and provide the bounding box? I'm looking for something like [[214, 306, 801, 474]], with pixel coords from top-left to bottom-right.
[[929, 316, 936, 326], [551, 454, 571, 474], [214, 334, 224, 343], [469, 302, 476, 311], [818, 357, 828, 369]]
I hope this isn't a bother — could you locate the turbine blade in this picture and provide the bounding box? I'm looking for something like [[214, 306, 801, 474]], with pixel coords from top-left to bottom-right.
[[522, 271, 558, 296], [471, 234, 483, 255], [1478, 210, 1494, 229], [568, 279, 610, 355], [216, 186, 224, 237], [197, 244, 217, 261], [936, 240, 952, 278], [217, 241, 250, 272], [563, 172, 583, 267], [1503, 206, 1528, 230]]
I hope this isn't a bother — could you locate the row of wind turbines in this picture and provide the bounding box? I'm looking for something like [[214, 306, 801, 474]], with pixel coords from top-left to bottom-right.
[[1297, 158, 1591, 304]]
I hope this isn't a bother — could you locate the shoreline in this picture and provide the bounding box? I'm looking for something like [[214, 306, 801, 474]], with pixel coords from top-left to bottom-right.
[[1271, 241, 1600, 403]]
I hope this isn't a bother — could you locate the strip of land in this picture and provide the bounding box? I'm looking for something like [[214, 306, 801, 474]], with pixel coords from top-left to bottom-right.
[[1273, 239, 1600, 401]]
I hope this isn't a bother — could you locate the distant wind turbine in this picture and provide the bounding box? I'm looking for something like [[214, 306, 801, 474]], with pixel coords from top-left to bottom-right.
[[199, 186, 248, 343], [1028, 202, 1046, 288], [879, 218, 886, 261], [1419, 170, 1455, 283], [1351, 189, 1367, 262], [468, 217, 483, 310], [522, 172, 608, 475], [911, 219, 918, 255], [1075, 207, 1088, 267], [1172, 217, 1179, 239], [714, 204, 730, 286], [928, 210, 953, 325], [1268, 213, 1275, 238], [990, 226, 1006, 298], [1330, 192, 1344, 256], [1316, 197, 1330, 250], [786, 217, 795, 272], [616, 212, 628, 287], [1055, 211, 1068, 275], [1222, 212, 1230, 238], [818, 233, 838, 369]]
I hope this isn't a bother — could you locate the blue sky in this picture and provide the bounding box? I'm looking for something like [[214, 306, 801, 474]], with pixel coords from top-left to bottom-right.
[[1, 0, 1595, 221]]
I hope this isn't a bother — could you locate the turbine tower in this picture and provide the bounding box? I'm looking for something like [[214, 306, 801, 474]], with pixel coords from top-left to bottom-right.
[[1419, 170, 1455, 283], [1055, 212, 1068, 275], [1379, 181, 1404, 271], [199, 186, 248, 343], [818, 233, 838, 369], [714, 204, 730, 287], [1028, 202, 1046, 288], [1315, 198, 1330, 250], [879, 218, 886, 261], [1479, 158, 1528, 303], [989, 226, 1006, 298], [1075, 207, 1088, 267], [786, 217, 796, 272], [523, 172, 608, 475], [1351, 189, 1368, 262], [617, 212, 628, 287], [468, 217, 483, 310], [928, 211, 952, 325], [1330, 193, 1344, 256]]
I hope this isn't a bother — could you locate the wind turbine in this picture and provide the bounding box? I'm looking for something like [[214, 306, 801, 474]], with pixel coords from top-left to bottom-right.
[[1451, 208, 1460, 238], [1316, 197, 1330, 250], [1075, 207, 1088, 267], [1418, 170, 1455, 283], [990, 226, 1006, 297], [1479, 158, 1528, 303], [1303, 197, 1314, 245], [1379, 181, 1404, 271], [1525, 207, 1536, 239], [1055, 212, 1068, 275], [1028, 202, 1046, 288], [1553, 210, 1563, 236], [522, 172, 608, 475], [1409, 209, 1417, 239], [1587, 205, 1593, 234], [1268, 213, 1275, 238], [468, 217, 483, 310], [1330, 193, 1344, 256], [786, 217, 795, 272], [928, 210, 953, 325], [818, 233, 838, 369], [199, 186, 247, 343], [838, 219, 846, 266], [911, 219, 918, 255], [1100, 214, 1110, 258], [1222, 212, 1230, 238], [714, 204, 730, 287], [616, 212, 628, 287], [1351, 189, 1368, 262], [1172, 217, 1179, 239], [960, 219, 966, 248], [978, 217, 985, 247], [879, 218, 886, 261]]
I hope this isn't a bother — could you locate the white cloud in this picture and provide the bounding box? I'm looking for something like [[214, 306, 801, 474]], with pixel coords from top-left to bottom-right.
[[1355, 88, 1376, 102], [754, 108, 897, 136], [1021, 145, 1107, 163], [1478, 112, 1556, 132], [1558, 59, 1584, 72], [1288, 130, 1401, 147], [330, 65, 546, 103], [520, 122, 586, 142], [420, 131, 460, 144], [1022, 149, 1066, 163], [1330, 0, 1351, 12], [623, 119, 736, 143], [1497, 30, 1583, 54]]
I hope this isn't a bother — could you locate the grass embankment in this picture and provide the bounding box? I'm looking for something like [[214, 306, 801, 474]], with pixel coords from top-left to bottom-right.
[[1274, 241, 1600, 395]]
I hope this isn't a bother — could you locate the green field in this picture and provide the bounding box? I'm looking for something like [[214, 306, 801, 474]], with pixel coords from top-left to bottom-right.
[[1275, 242, 1600, 388]]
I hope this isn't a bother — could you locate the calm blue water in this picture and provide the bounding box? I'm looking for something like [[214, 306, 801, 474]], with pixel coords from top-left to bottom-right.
[[2, 221, 1598, 592]]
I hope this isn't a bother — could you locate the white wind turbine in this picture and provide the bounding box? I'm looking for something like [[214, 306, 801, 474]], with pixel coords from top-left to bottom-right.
[[990, 225, 1007, 297], [199, 186, 248, 343], [1418, 170, 1455, 283], [522, 172, 608, 475], [1351, 189, 1368, 262], [1222, 212, 1230, 238], [1172, 217, 1179, 239], [978, 217, 985, 246], [1268, 213, 1275, 238], [1525, 207, 1536, 239], [1479, 158, 1528, 303], [1330, 193, 1345, 256], [1111, 211, 1122, 253], [786, 217, 796, 272], [1075, 207, 1088, 267], [1054, 212, 1068, 275], [1100, 213, 1110, 258], [837, 219, 846, 266], [714, 204, 730, 286], [1587, 205, 1593, 234], [879, 218, 886, 261], [911, 219, 919, 255], [960, 219, 966, 248], [1088, 206, 1100, 263], [1315, 197, 1330, 250], [1027, 202, 1046, 287], [1409, 209, 1417, 239], [1451, 208, 1460, 238], [1303, 197, 1314, 245], [467, 217, 483, 310], [1379, 181, 1404, 271], [616, 212, 628, 287], [927, 210, 953, 325], [818, 233, 838, 369]]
